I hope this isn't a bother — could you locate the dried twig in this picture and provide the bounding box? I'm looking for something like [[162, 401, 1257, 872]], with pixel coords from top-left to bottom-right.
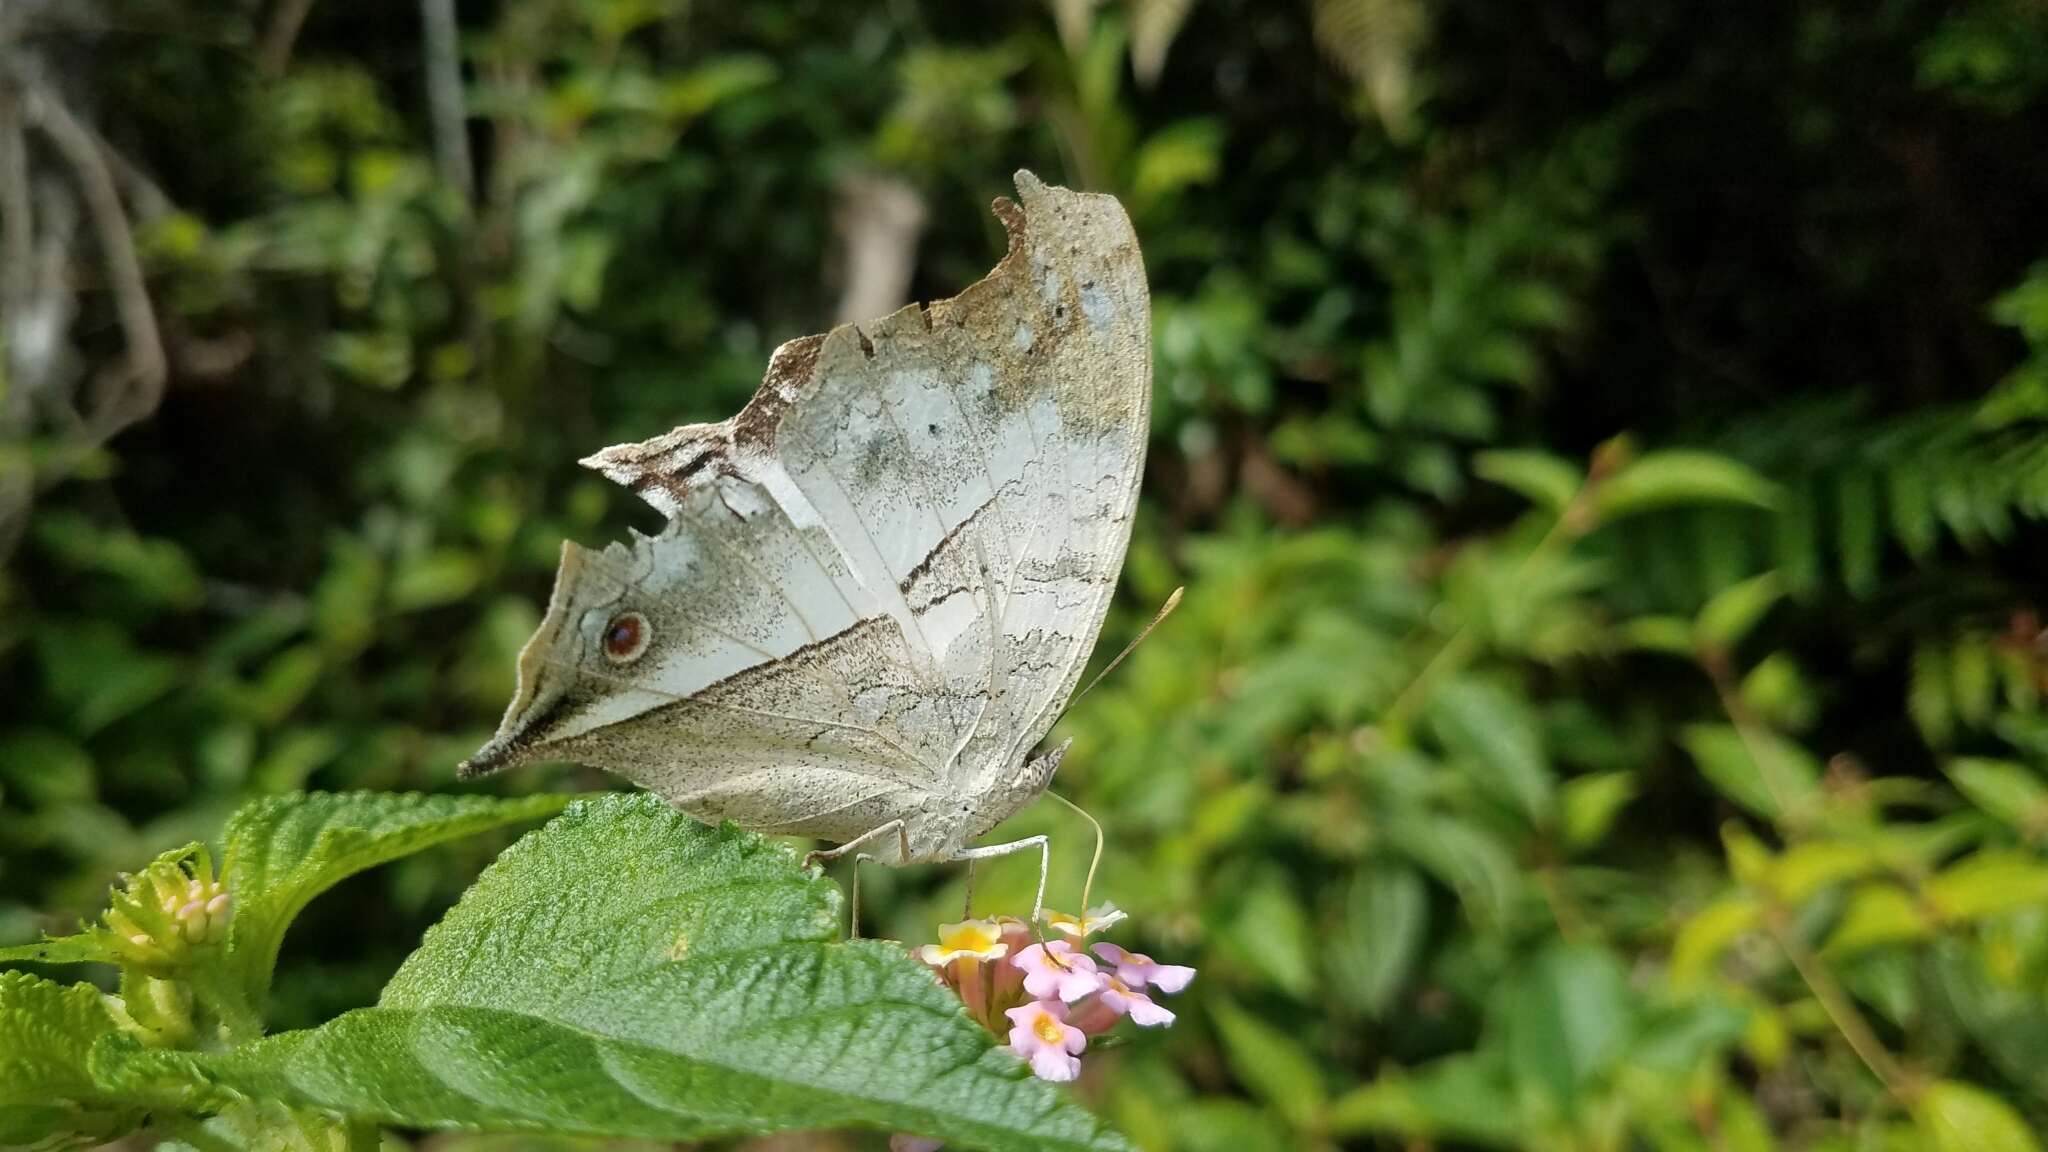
[[26, 82, 166, 447]]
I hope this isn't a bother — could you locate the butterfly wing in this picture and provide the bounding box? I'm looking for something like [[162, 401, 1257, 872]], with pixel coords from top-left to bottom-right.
[[463, 172, 1150, 851]]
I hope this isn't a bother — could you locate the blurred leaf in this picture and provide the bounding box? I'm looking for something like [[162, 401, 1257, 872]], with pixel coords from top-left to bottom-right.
[[1630, 998, 1746, 1073], [1128, 0, 1198, 86], [1494, 944, 1633, 1106], [1695, 572, 1786, 650], [1945, 758, 2048, 833], [660, 55, 777, 120], [1930, 940, 2048, 1103], [1472, 449, 1584, 514], [1388, 814, 1519, 927], [1427, 678, 1556, 824], [1130, 119, 1222, 209], [387, 549, 483, 612], [1914, 1079, 2041, 1152], [35, 623, 182, 736], [1618, 615, 1697, 657], [1680, 724, 1820, 822], [1741, 654, 1819, 733], [1593, 451, 1780, 521], [1326, 1054, 1518, 1147], [1823, 884, 1932, 954], [1925, 851, 2048, 923], [1212, 997, 1326, 1129], [1560, 770, 1637, 851], [1671, 896, 1759, 990], [1311, 0, 1427, 139], [1227, 871, 1319, 998], [1765, 840, 1881, 904], [32, 513, 205, 610], [1329, 863, 1427, 1017], [0, 730, 95, 807]]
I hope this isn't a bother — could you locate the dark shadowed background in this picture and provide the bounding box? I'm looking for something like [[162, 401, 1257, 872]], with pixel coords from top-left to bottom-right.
[[5, 1, 2048, 1147]]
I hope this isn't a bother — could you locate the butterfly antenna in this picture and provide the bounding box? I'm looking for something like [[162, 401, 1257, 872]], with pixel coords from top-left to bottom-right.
[[1074, 586, 1184, 703], [1049, 790, 1105, 916]]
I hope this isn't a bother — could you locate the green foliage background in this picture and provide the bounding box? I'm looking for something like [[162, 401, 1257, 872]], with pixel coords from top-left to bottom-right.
[[5, 0, 2048, 1148]]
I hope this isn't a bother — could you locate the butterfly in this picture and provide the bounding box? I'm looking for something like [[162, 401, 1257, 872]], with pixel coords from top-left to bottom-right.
[[459, 171, 1151, 924]]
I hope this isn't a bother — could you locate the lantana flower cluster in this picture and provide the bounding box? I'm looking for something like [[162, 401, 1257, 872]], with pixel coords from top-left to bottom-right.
[[913, 903, 1194, 1083], [100, 843, 232, 971]]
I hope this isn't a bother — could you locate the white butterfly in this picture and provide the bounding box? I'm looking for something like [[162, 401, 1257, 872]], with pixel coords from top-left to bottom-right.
[[460, 171, 1151, 921]]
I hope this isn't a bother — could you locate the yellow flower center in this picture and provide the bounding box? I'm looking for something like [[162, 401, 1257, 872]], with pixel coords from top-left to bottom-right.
[[1032, 1012, 1066, 1044], [941, 923, 998, 953]]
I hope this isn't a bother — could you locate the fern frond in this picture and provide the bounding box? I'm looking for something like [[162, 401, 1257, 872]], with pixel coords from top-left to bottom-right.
[[1311, 0, 1427, 139]]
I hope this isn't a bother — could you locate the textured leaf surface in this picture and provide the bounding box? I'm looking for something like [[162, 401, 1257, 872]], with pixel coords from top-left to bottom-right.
[[222, 790, 573, 996], [0, 971, 140, 1145], [180, 794, 1128, 1151]]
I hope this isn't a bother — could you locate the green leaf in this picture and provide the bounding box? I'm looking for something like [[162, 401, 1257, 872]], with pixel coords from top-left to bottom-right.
[[154, 1098, 350, 1152], [1387, 814, 1519, 927], [1680, 724, 1820, 822], [1822, 884, 1932, 955], [661, 55, 778, 119], [0, 971, 141, 1146], [1926, 851, 2048, 923], [1326, 1055, 1518, 1148], [222, 791, 574, 1000], [1492, 943, 1633, 1106], [1763, 840, 1881, 904], [1561, 770, 1637, 851], [1629, 998, 1747, 1073], [1328, 863, 1427, 1017], [1427, 679, 1556, 824], [1945, 758, 2048, 832], [0, 933, 128, 967], [1617, 615, 1697, 657], [1930, 940, 2048, 1103], [1472, 450, 1584, 514], [1914, 1079, 2042, 1152], [1670, 896, 1760, 990], [387, 549, 483, 612], [1592, 451, 1780, 521], [148, 795, 1128, 1151], [1695, 572, 1786, 650], [1212, 997, 1326, 1129]]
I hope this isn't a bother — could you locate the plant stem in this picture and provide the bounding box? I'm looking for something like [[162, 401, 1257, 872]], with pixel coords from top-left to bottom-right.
[[1762, 904, 1919, 1105]]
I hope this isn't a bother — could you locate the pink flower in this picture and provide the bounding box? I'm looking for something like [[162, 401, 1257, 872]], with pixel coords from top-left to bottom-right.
[[1012, 940, 1105, 1003], [1005, 1000, 1087, 1081], [1092, 942, 1195, 994], [1097, 974, 1175, 1027], [889, 1136, 944, 1152]]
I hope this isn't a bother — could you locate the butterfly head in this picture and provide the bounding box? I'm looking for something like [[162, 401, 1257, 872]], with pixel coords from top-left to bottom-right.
[[458, 535, 668, 778]]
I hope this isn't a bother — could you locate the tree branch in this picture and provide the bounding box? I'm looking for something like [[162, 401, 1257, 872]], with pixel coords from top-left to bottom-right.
[[0, 87, 34, 562], [421, 0, 474, 201], [259, 0, 317, 78]]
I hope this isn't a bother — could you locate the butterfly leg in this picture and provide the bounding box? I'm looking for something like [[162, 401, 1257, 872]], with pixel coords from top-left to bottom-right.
[[803, 819, 909, 939], [950, 835, 1050, 923]]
